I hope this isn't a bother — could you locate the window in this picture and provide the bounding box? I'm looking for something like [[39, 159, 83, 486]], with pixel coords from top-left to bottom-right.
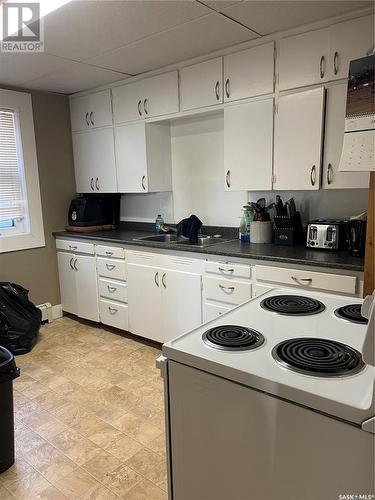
[[0, 89, 44, 253], [0, 109, 28, 237]]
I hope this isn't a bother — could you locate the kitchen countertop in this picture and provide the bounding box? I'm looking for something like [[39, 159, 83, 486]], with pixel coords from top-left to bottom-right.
[[53, 228, 364, 272]]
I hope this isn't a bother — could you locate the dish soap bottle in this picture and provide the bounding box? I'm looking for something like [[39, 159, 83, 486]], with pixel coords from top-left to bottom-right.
[[155, 214, 164, 233], [239, 210, 250, 243]]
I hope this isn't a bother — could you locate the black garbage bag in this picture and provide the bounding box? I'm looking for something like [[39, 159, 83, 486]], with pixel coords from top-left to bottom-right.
[[0, 283, 41, 355]]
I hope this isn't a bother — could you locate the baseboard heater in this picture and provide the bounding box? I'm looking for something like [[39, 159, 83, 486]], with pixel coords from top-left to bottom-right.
[[36, 302, 53, 323]]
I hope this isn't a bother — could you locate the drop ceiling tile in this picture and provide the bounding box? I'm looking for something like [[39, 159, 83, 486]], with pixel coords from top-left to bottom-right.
[[86, 12, 258, 75], [199, 0, 243, 11], [22, 61, 129, 94], [0, 52, 70, 86], [221, 1, 373, 35], [43, 0, 212, 61]]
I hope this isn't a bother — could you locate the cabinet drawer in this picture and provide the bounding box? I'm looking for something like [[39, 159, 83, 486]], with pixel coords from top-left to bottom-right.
[[96, 245, 125, 259], [98, 278, 127, 303], [204, 261, 251, 280], [204, 276, 252, 306], [56, 239, 94, 255], [97, 258, 127, 280], [100, 299, 128, 330], [255, 265, 357, 294], [204, 302, 231, 322]]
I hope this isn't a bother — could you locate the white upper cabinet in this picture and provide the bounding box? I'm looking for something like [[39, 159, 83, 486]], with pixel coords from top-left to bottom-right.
[[72, 128, 117, 193], [322, 83, 369, 189], [224, 98, 273, 191], [112, 71, 179, 124], [112, 80, 143, 123], [180, 57, 223, 111], [142, 71, 179, 118], [278, 28, 329, 91], [114, 122, 172, 193], [330, 15, 374, 80], [274, 87, 325, 190], [70, 90, 112, 132], [223, 42, 274, 102]]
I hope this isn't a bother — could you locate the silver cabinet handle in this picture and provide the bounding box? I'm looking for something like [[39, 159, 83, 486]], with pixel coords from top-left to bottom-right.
[[106, 264, 116, 270], [141, 175, 146, 191], [85, 112, 90, 126], [90, 111, 94, 126], [226, 170, 231, 188], [219, 284, 235, 293], [215, 81, 220, 101], [95, 177, 100, 191], [69, 257, 74, 270], [310, 165, 316, 186], [137, 99, 143, 117], [68, 245, 77, 250], [154, 272, 159, 287], [319, 55, 325, 79], [105, 251, 113, 256], [107, 285, 117, 293], [292, 276, 312, 285], [90, 177, 94, 191], [218, 267, 234, 274], [327, 163, 333, 185], [225, 78, 230, 98], [333, 51, 339, 75], [143, 98, 148, 115], [162, 273, 166, 289], [108, 306, 118, 315], [73, 258, 78, 271]]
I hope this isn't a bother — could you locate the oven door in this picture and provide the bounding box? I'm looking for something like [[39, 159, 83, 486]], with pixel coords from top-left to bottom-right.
[[166, 360, 374, 500]]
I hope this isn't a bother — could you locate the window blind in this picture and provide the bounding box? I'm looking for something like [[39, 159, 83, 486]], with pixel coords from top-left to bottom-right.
[[0, 109, 25, 223]]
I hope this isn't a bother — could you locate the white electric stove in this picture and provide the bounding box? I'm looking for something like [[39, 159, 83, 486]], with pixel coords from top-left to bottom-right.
[[159, 289, 375, 500]]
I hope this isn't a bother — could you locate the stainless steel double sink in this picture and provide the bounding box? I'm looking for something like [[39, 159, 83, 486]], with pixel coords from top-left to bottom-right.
[[133, 233, 230, 248]]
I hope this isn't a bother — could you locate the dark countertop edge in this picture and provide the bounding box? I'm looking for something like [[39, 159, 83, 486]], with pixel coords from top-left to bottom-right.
[[52, 231, 364, 273]]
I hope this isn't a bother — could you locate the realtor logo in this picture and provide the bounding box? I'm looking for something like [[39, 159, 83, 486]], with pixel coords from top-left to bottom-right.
[[1, 2, 44, 52]]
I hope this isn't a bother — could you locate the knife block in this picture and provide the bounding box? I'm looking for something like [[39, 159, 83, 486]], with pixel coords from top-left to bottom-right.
[[273, 213, 303, 246]]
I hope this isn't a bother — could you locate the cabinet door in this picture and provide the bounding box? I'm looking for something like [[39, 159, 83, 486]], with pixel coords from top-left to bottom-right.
[[75, 255, 99, 322], [127, 264, 163, 342], [330, 15, 374, 80], [278, 28, 329, 90], [274, 88, 325, 190], [161, 269, 202, 342], [180, 58, 223, 111], [70, 90, 112, 132], [142, 71, 179, 118], [224, 43, 274, 102], [224, 99, 273, 191], [112, 81, 143, 124], [57, 252, 77, 315], [322, 84, 369, 189], [114, 123, 148, 193], [72, 128, 117, 193]]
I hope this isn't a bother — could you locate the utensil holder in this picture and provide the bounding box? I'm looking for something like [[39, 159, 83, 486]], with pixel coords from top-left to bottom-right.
[[250, 221, 273, 244], [273, 213, 303, 246]]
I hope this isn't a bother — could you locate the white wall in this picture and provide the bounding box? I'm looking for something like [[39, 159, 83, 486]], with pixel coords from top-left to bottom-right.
[[120, 114, 368, 226]]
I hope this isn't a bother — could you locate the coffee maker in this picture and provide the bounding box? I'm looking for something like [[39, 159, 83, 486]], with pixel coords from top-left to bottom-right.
[[347, 220, 367, 257]]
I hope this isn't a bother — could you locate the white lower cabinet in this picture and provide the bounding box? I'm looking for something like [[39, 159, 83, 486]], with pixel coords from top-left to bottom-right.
[[203, 260, 252, 321], [57, 252, 77, 316], [127, 257, 202, 343], [57, 250, 99, 321], [99, 299, 128, 331]]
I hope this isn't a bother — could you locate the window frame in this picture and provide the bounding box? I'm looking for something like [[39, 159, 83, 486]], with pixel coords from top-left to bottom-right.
[[0, 89, 44, 253]]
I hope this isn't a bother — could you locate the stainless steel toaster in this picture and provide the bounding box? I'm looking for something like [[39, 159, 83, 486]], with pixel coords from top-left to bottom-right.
[[306, 220, 347, 250]]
